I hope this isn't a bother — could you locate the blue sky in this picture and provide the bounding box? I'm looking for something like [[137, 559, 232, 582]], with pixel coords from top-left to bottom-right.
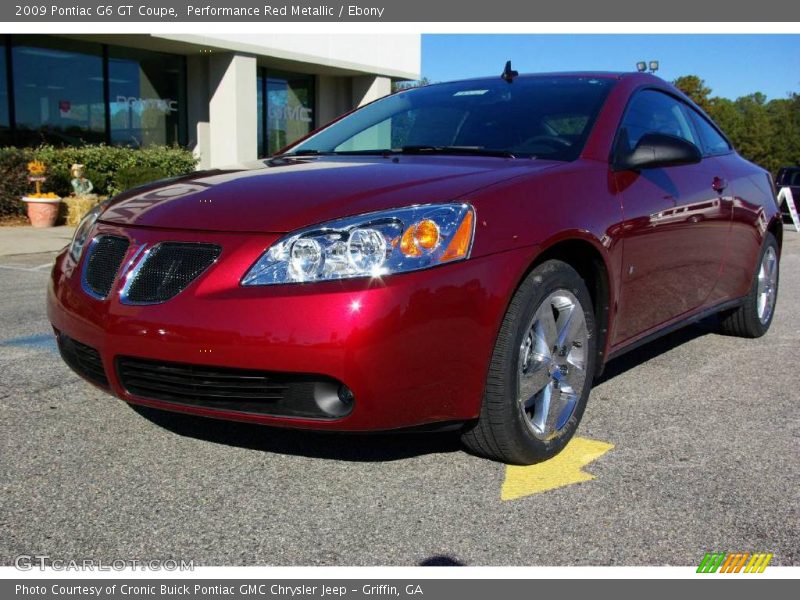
[[422, 35, 800, 100]]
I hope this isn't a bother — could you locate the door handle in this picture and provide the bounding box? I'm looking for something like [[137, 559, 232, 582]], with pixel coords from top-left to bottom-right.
[[712, 176, 727, 193]]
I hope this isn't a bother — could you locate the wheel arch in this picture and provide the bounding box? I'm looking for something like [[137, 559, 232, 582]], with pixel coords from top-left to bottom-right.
[[519, 233, 615, 378], [767, 215, 783, 252]]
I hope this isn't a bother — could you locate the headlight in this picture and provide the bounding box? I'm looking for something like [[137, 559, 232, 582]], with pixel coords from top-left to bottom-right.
[[242, 203, 475, 285], [68, 203, 104, 262]]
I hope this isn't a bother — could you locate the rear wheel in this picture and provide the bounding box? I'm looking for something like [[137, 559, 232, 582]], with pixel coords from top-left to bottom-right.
[[718, 233, 779, 338], [461, 260, 596, 465]]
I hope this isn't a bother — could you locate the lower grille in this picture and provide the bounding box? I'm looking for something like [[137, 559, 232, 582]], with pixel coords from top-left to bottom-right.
[[83, 235, 129, 298], [117, 357, 351, 419], [122, 242, 221, 304], [57, 333, 108, 387]]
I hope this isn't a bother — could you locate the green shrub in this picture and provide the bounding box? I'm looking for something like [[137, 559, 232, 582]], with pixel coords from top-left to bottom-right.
[[0, 144, 198, 220], [113, 165, 172, 192], [0, 148, 30, 218]]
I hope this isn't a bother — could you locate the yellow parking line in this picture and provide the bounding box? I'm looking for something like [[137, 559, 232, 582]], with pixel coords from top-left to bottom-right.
[[501, 437, 614, 500]]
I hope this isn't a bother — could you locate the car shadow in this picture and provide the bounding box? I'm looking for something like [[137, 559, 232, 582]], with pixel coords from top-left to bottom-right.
[[597, 318, 716, 384], [130, 405, 463, 462]]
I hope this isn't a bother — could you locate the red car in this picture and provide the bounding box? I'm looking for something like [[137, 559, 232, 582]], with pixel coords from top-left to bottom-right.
[[48, 71, 782, 464]]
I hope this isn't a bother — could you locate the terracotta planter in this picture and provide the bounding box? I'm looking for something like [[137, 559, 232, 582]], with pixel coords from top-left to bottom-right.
[[22, 197, 62, 228]]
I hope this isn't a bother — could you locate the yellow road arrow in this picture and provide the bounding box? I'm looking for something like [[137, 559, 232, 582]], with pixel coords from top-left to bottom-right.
[[501, 437, 614, 500]]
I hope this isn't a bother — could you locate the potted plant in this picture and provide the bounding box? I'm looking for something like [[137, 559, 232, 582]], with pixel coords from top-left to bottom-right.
[[21, 159, 61, 228]]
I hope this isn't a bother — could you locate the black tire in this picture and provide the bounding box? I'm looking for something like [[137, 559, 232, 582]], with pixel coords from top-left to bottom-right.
[[461, 260, 597, 465], [718, 233, 779, 338]]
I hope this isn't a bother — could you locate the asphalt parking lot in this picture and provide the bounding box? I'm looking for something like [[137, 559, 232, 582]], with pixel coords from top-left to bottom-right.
[[1, 229, 798, 567]]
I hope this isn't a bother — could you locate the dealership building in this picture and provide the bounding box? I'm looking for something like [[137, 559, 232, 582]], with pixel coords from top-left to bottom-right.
[[0, 34, 421, 168]]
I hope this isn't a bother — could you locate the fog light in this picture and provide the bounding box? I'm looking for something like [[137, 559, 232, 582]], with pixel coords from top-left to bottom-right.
[[337, 384, 355, 405], [313, 381, 355, 417]]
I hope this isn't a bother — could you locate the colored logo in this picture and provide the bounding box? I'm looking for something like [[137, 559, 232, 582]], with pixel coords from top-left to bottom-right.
[[697, 552, 773, 573]]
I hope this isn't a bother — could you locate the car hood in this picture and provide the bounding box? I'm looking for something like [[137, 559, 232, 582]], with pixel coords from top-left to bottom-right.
[[99, 156, 556, 233]]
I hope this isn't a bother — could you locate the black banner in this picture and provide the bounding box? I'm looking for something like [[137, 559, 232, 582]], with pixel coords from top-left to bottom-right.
[[3, 0, 800, 22], [5, 579, 797, 600]]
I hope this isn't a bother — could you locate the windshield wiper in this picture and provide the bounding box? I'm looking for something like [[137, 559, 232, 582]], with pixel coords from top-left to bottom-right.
[[398, 145, 517, 158], [280, 149, 325, 156], [280, 147, 521, 159], [279, 149, 394, 157]]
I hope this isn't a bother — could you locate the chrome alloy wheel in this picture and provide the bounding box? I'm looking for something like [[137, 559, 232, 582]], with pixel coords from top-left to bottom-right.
[[517, 290, 589, 440], [756, 246, 778, 325]]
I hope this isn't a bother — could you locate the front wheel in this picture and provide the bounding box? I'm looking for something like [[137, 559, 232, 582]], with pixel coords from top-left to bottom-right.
[[461, 260, 596, 465]]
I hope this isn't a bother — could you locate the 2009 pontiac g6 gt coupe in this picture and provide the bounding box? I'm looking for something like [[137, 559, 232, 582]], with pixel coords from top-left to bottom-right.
[[48, 71, 782, 464]]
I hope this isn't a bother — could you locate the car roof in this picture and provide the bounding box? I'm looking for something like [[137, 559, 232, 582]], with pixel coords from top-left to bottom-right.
[[426, 71, 662, 86]]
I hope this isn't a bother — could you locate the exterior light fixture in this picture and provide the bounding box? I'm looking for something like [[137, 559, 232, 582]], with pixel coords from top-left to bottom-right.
[[636, 61, 660, 74]]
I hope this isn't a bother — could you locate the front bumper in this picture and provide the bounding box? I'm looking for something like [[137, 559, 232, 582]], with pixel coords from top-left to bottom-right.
[[47, 222, 534, 431]]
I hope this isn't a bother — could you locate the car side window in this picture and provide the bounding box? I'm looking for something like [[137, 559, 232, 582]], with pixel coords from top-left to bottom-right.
[[617, 89, 698, 153], [685, 108, 732, 156]]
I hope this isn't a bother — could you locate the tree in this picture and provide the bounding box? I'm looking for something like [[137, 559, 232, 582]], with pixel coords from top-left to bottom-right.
[[673, 75, 713, 113], [727, 93, 776, 171], [673, 75, 800, 174]]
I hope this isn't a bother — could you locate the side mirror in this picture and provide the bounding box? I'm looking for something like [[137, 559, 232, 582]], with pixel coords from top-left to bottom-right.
[[614, 133, 702, 171]]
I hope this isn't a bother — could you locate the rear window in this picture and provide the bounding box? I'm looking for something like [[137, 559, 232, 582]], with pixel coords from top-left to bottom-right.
[[686, 109, 732, 156]]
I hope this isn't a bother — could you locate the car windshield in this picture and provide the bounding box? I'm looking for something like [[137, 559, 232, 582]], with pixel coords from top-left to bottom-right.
[[777, 169, 800, 186], [285, 76, 617, 161]]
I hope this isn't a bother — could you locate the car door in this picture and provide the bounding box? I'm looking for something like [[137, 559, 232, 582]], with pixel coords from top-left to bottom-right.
[[611, 89, 732, 346], [683, 105, 761, 305]]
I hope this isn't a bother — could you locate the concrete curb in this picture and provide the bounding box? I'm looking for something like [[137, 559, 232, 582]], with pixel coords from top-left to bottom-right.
[[0, 225, 75, 257]]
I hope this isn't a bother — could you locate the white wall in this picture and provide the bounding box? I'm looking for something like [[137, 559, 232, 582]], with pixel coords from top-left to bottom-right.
[[154, 33, 421, 80], [208, 53, 258, 167], [177, 34, 419, 168]]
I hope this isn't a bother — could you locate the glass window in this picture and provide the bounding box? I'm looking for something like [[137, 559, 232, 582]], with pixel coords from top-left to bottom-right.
[[779, 169, 800, 187], [108, 46, 185, 147], [265, 72, 314, 155], [617, 89, 698, 153], [0, 38, 10, 146], [336, 117, 393, 152], [11, 36, 105, 145], [257, 72, 265, 157], [685, 108, 731, 156], [290, 76, 616, 162]]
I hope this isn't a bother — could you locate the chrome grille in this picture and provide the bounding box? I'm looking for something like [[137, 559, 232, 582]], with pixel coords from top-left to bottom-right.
[[122, 242, 221, 304], [83, 235, 129, 299]]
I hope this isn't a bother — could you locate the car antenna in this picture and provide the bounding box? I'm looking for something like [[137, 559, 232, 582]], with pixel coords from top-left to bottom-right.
[[501, 60, 518, 83]]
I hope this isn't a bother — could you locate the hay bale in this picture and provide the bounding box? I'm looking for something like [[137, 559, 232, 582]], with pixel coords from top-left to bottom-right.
[[63, 194, 105, 227]]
